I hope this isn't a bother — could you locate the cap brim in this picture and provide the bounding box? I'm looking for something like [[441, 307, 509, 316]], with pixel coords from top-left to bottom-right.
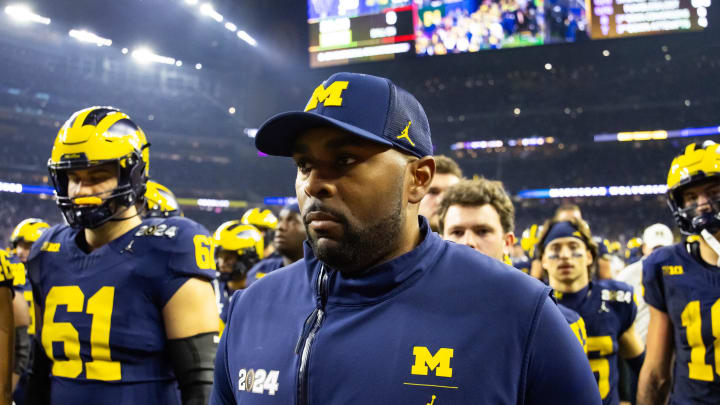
[[255, 111, 393, 156]]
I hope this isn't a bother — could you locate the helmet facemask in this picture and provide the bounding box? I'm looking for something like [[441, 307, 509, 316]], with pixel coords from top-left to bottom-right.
[[668, 176, 720, 236], [216, 248, 261, 283], [49, 151, 147, 229]]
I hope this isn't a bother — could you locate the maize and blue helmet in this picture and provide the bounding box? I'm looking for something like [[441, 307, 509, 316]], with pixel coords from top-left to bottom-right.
[[213, 221, 264, 282], [48, 106, 149, 229], [144, 180, 182, 218], [667, 141, 720, 235]]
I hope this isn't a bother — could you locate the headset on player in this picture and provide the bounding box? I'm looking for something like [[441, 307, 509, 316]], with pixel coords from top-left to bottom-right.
[[48, 106, 149, 229]]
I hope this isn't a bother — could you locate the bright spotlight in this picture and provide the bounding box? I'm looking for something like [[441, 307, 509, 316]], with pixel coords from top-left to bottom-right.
[[69, 29, 112, 47], [224, 22, 237, 32], [195, 63, 202, 70], [132, 48, 176, 65], [237, 30, 257, 47], [5, 5, 51, 25], [228, 107, 236, 114], [200, 3, 223, 22], [175, 60, 183, 67], [544, 63, 552, 70], [185, 0, 198, 4], [121, 47, 128, 54]]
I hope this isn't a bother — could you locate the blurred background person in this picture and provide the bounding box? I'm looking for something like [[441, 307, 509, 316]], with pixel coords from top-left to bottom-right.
[[418, 155, 463, 232], [538, 218, 645, 405], [212, 221, 263, 329], [240, 208, 278, 257], [245, 202, 306, 286], [6, 219, 48, 402]]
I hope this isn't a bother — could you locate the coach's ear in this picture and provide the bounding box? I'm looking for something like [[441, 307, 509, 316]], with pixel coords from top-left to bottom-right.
[[407, 156, 435, 204]]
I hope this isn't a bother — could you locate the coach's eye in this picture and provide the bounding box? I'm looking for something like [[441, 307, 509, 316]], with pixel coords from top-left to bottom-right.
[[337, 155, 357, 166], [296, 159, 312, 175]]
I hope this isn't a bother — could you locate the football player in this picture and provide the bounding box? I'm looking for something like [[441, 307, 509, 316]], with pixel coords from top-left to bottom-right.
[[25, 107, 218, 405], [144, 180, 182, 218], [7, 219, 48, 400], [241, 208, 277, 256], [0, 249, 15, 405], [638, 142, 720, 404], [212, 221, 263, 328], [538, 218, 646, 405], [245, 202, 306, 286], [532, 204, 614, 280]]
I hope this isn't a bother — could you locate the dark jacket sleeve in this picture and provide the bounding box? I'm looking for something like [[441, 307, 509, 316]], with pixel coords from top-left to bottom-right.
[[524, 296, 602, 404], [209, 292, 239, 405]]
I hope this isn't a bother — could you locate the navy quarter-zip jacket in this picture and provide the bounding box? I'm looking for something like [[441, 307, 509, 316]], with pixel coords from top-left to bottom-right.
[[211, 217, 601, 404]]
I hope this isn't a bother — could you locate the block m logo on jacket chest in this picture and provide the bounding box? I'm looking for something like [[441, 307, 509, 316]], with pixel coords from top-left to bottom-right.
[[411, 347, 454, 378]]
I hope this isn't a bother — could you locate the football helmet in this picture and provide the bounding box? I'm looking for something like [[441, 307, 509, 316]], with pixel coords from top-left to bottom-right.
[[213, 221, 264, 282], [48, 106, 149, 229], [520, 224, 542, 259], [10, 218, 50, 248], [667, 141, 720, 235], [241, 208, 278, 230], [144, 180, 182, 218]]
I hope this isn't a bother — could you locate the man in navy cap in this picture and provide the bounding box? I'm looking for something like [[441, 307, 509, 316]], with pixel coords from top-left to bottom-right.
[[211, 72, 600, 404], [245, 202, 306, 286]]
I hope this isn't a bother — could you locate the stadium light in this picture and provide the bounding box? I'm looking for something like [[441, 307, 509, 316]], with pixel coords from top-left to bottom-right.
[[237, 30, 257, 46], [5, 4, 51, 25], [175, 60, 183, 67], [69, 29, 112, 47], [200, 3, 223, 22], [185, 0, 198, 4], [121, 47, 128, 54], [131, 48, 176, 65], [195, 63, 202, 70], [224, 22, 237, 32]]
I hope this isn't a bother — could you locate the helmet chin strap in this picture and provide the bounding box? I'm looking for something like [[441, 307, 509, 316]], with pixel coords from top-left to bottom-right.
[[700, 229, 720, 267]]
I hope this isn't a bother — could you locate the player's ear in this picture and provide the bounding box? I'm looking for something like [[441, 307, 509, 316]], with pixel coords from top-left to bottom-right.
[[504, 233, 516, 255], [407, 156, 435, 204]]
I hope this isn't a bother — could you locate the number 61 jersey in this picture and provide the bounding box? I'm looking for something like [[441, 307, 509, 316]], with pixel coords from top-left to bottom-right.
[[643, 242, 720, 404], [27, 216, 216, 404]]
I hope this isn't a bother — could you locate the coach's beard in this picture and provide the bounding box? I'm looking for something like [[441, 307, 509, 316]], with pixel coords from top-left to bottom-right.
[[304, 194, 404, 277]]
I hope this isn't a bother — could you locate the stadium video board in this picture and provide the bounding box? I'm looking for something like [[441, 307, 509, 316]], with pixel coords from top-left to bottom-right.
[[307, 0, 711, 67]]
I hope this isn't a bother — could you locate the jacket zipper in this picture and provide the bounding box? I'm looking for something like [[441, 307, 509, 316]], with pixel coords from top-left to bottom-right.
[[296, 265, 329, 405]]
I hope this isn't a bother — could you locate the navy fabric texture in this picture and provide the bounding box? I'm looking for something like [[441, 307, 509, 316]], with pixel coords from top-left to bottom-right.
[[211, 217, 600, 404]]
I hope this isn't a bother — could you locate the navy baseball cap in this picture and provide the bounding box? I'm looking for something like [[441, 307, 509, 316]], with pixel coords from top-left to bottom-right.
[[255, 72, 433, 158]]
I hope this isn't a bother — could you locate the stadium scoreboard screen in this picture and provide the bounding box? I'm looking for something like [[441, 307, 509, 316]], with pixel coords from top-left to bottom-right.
[[307, 0, 711, 67]]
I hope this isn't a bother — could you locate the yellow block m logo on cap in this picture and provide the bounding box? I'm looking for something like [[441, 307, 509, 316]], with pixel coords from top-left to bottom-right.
[[411, 346, 453, 378], [304, 81, 349, 111]]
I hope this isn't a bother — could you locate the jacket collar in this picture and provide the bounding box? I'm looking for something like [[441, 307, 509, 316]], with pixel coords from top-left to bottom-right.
[[302, 216, 445, 306]]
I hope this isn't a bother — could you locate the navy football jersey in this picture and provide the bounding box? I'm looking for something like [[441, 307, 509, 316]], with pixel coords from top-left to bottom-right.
[[643, 242, 720, 404], [0, 249, 13, 290], [245, 254, 284, 287], [27, 217, 215, 404], [556, 279, 637, 405], [512, 257, 531, 274], [558, 304, 588, 354]]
